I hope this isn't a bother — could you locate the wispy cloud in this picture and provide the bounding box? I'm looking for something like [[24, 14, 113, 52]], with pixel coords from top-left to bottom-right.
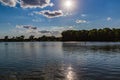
[[76, 19, 87, 24], [81, 14, 86, 17], [34, 10, 63, 18], [16, 25, 37, 30], [107, 17, 112, 21], [32, 19, 42, 22]]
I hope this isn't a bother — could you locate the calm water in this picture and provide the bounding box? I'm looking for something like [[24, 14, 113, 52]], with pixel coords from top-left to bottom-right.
[[0, 42, 120, 80]]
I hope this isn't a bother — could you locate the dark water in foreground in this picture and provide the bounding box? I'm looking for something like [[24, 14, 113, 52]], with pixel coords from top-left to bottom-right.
[[0, 42, 120, 80]]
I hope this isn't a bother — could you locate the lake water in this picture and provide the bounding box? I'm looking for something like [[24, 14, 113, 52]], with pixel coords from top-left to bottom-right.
[[0, 42, 120, 80]]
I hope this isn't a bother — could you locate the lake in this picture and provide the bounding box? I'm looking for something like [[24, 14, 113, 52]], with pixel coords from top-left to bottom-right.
[[0, 42, 120, 80]]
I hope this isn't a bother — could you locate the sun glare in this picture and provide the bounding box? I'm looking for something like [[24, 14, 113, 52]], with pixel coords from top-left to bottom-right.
[[65, 0, 72, 8], [61, 0, 75, 11]]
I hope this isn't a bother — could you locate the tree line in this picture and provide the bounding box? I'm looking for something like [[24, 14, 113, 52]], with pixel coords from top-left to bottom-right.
[[62, 28, 120, 41], [0, 35, 61, 42], [0, 28, 120, 42]]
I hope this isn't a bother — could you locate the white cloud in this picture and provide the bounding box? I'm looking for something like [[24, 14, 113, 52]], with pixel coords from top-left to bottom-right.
[[34, 10, 63, 18], [20, 0, 53, 8], [16, 25, 23, 29], [0, 0, 53, 8], [76, 19, 87, 24], [39, 26, 75, 37], [14, 25, 39, 38], [14, 25, 75, 37], [81, 14, 86, 17], [16, 25, 37, 30], [0, 0, 17, 7], [32, 19, 42, 22], [107, 17, 112, 21], [0, 0, 64, 19], [50, 26, 75, 32]]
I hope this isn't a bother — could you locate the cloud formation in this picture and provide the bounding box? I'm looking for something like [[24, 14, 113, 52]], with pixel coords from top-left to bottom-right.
[[39, 30, 50, 33], [0, 0, 53, 8], [20, 0, 53, 8], [15, 25, 75, 37], [0, 0, 64, 18], [34, 10, 63, 18], [76, 19, 87, 24], [0, 0, 17, 7], [15, 25, 39, 37], [16, 25, 37, 30]]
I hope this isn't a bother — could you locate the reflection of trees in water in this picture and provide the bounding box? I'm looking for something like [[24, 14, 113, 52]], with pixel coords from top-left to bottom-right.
[[62, 43, 120, 54], [90, 45, 120, 52]]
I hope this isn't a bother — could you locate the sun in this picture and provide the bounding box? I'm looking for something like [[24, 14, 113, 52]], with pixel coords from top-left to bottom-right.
[[65, 0, 72, 8], [62, 0, 75, 11]]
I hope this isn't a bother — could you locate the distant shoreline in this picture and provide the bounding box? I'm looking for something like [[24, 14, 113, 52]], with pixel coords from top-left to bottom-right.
[[0, 28, 120, 42], [0, 41, 120, 42]]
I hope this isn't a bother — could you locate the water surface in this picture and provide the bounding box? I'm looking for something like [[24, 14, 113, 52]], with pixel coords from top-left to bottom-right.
[[0, 42, 120, 80]]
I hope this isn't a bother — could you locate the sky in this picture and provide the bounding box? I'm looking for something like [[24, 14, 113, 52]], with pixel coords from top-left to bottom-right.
[[0, 0, 120, 38]]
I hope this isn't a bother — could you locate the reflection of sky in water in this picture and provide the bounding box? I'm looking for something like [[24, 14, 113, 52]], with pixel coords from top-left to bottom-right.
[[0, 42, 120, 80]]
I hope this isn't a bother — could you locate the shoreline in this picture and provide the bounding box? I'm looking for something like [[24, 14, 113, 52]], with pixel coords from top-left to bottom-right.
[[0, 41, 120, 42]]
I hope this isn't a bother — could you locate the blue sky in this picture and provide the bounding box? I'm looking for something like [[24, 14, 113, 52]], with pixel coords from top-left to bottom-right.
[[0, 0, 120, 38]]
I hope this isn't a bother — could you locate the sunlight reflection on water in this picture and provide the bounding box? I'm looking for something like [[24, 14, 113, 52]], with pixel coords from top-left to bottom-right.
[[66, 65, 77, 80]]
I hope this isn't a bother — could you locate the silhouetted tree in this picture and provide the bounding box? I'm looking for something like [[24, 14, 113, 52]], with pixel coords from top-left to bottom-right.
[[4, 36, 9, 41], [29, 35, 34, 41], [20, 35, 24, 40]]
